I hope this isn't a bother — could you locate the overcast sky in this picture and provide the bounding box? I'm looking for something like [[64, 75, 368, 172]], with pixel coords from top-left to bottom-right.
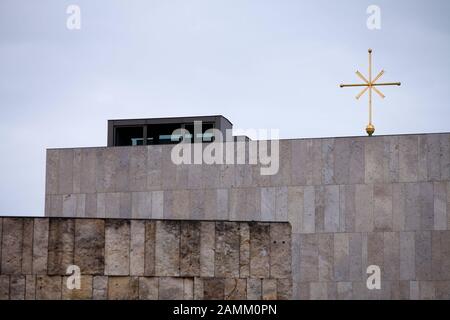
[[1, 0, 449, 216]]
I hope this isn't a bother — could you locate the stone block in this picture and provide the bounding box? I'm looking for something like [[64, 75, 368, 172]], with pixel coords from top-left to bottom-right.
[[119, 192, 132, 219], [247, 278, 262, 300], [309, 282, 328, 300], [302, 186, 315, 233], [334, 233, 349, 281], [440, 134, 450, 180], [270, 223, 291, 279], [354, 184, 373, 232], [32, 218, 49, 274], [155, 221, 180, 276], [139, 277, 158, 300], [180, 221, 200, 277], [10, 275, 25, 300], [399, 232, 416, 280], [419, 281, 435, 300], [321, 138, 335, 185], [108, 276, 139, 300], [45, 149, 59, 195], [215, 222, 240, 278], [1, 218, 23, 274], [105, 220, 130, 275], [249, 223, 270, 278], [337, 282, 352, 300], [348, 233, 363, 281], [144, 221, 156, 276], [0, 275, 9, 300], [172, 190, 190, 219], [104, 192, 121, 218], [391, 280, 410, 300], [158, 277, 184, 300], [399, 135, 418, 182], [203, 278, 225, 300], [239, 223, 250, 278], [21, 219, 34, 274], [435, 281, 450, 300], [299, 234, 318, 282], [72, 149, 82, 194], [339, 185, 356, 232], [183, 278, 194, 300], [365, 137, 385, 184], [151, 191, 164, 219], [334, 138, 364, 185], [415, 231, 432, 280], [36, 275, 62, 300], [224, 278, 246, 300], [129, 147, 147, 192], [392, 183, 406, 231], [130, 220, 145, 276], [277, 278, 292, 300], [93, 276, 108, 300], [58, 149, 74, 194], [80, 148, 97, 194], [434, 182, 447, 230], [74, 219, 105, 275], [200, 222, 215, 277], [261, 187, 276, 221], [287, 187, 303, 234], [147, 145, 162, 190], [383, 232, 400, 280], [25, 275, 36, 300], [131, 192, 151, 219], [318, 234, 334, 282], [62, 275, 93, 300], [366, 233, 384, 274], [323, 185, 339, 233], [216, 189, 229, 220], [190, 189, 205, 220], [262, 279, 277, 300], [418, 135, 441, 181], [194, 277, 204, 300], [374, 184, 393, 231]]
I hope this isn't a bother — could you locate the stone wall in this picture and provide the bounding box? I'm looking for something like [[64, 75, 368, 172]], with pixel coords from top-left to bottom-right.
[[44, 133, 450, 299], [0, 217, 291, 300]]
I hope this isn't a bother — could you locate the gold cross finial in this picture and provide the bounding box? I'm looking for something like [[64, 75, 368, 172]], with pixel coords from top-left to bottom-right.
[[340, 49, 401, 136]]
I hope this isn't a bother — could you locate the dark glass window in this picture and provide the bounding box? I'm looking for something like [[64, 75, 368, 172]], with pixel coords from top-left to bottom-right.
[[115, 126, 144, 146]]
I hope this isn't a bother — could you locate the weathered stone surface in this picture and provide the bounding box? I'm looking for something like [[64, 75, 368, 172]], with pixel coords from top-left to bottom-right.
[[74, 219, 104, 274], [203, 278, 225, 300], [348, 233, 363, 281], [158, 277, 184, 300], [58, 149, 73, 194], [21, 219, 34, 274], [108, 276, 139, 300], [131, 192, 151, 219], [262, 279, 277, 300], [45, 150, 59, 195], [239, 223, 250, 278], [224, 278, 246, 300], [435, 281, 450, 300], [354, 184, 373, 232], [10, 275, 25, 300], [180, 221, 200, 277], [215, 222, 240, 278], [384, 232, 400, 280], [249, 223, 270, 278], [287, 187, 303, 233], [299, 234, 318, 282], [374, 184, 393, 231], [334, 138, 364, 185], [334, 233, 349, 281], [200, 222, 215, 277], [270, 224, 291, 279], [144, 221, 156, 276], [130, 220, 145, 276], [337, 282, 352, 300], [62, 275, 93, 300], [183, 278, 194, 300], [415, 231, 432, 280], [155, 221, 180, 276], [36, 276, 62, 300], [434, 182, 447, 230], [194, 277, 204, 300], [139, 277, 158, 300], [1, 218, 23, 274], [0, 275, 9, 300], [399, 135, 418, 182], [366, 233, 384, 274], [400, 232, 416, 280], [25, 275, 36, 300], [318, 233, 334, 282], [277, 278, 292, 300], [32, 218, 49, 274], [48, 219, 74, 275], [247, 278, 262, 300], [93, 276, 108, 300], [391, 281, 410, 300], [105, 220, 130, 275]]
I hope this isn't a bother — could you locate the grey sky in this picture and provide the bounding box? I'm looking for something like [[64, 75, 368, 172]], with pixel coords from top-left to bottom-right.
[[1, 0, 449, 215]]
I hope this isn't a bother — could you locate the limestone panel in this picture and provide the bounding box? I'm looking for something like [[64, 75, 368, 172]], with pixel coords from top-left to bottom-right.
[[249, 223, 270, 278], [180, 221, 200, 277], [440, 134, 450, 180], [239, 223, 250, 278], [200, 222, 215, 277], [62, 275, 93, 300], [155, 221, 180, 276], [415, 231, 432, 280], [224, 278, 246, 300], [10, 275, 25, 300], [80, 148, 97, 194], [334, 233, 349, 281], [321, 138, 335, 185], [105, 220, 130, 275], [25, 275, 36, 300], [215, 222, 240, 278], [277, 278, 292, 300], [32, 218, 49, 274], [93, 276, 108, 300], [203, 278, 224, 300], [337, 282, 352, 300], [303, 186, 315, 233], [246, 278, 262, 300], [318, 233, 334, 282], [158, 277, 184, 300], [334, 137, 364, 185], [399, 135, 418, 182], [74, 219, 105, 275], [139, 277, 158, 300], [299, 234, 318, 282], [58, 149, 73, 194], [384, 232, 400, 280], [130, 220, 145, 276], [287, 187, 303, 234], [348, 233, 363, 281], [108, 276, 139, 300], [131, 192, 151, 219], [399, 232, 416, 280], [354, 184, 373, 232], [434, 182, 447, 230], [262, 279, 277, 300], [147, 145, 162, 190], [144, 221, 156, 276], [45, 150, 59, 195], [21, 219, 34, 274], [270, 223, 291, 279], [129, 147, 147, 192], [36, 275, 62, 300], [1, 218, 23, 274], [374, 184, 393, 231], [0, 275, 9, 300]]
